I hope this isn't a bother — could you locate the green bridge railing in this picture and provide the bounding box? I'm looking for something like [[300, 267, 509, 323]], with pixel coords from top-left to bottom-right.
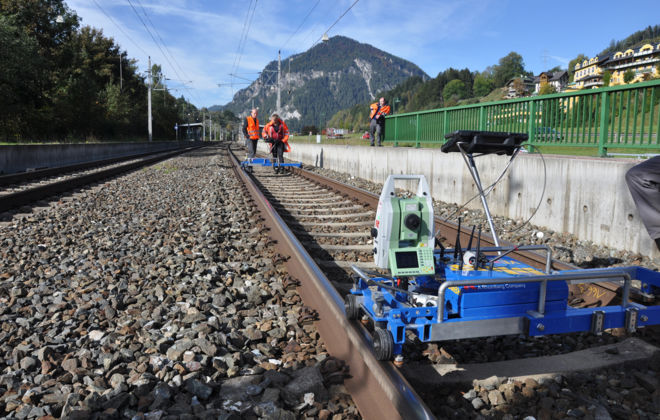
[[384, 79, 660, 156]]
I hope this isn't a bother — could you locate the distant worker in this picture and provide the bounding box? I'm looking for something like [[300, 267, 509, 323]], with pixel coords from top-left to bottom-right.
[[242, 108, 260, 161], [626, 156, 660, 252], [262, 113, 290, 174], [369, 97, 391, 147]]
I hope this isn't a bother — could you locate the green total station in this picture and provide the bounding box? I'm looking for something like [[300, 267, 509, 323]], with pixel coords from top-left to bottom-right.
[[371, 175, 435, 277]]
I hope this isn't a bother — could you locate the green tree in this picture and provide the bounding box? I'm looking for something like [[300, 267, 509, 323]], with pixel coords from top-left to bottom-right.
[[602, 70, 612, 87], [512, 78, 527, 96], [443, 79, 466, 102], [473, 74, 494, 97], [493, 52, 526, 87], [0, 15, 44, 139], [538, 83, 557, 95], [624, 69, 635, 83], [568, 54, 588, 82]]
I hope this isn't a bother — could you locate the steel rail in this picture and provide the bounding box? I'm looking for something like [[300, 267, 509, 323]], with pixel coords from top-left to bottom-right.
[[290, 166, 620, 306], [0, 146, 203, 213], [228, 147, 435, 420]]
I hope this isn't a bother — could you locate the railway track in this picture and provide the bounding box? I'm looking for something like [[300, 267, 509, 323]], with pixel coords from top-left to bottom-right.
[[228, 146, 659, 419], [0, 146, 202, 214]]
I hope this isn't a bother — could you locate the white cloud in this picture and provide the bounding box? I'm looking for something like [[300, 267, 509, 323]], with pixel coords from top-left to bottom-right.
[[67, 0, 500, 107]]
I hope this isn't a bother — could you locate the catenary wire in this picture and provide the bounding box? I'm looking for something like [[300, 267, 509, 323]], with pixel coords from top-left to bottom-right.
[[125, 0, 201, 103], [280, 0, 321, 52], [91, 0, 149, 56], [311, 0, 361, 47], [231, 0, 258, 92], [134, 0, 196, 95]]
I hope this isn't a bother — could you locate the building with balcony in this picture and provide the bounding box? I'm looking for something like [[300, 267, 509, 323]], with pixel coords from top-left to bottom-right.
[[573, 43, 660, 89], [607, 43, 660, 85], [573, 55, 609, 89]]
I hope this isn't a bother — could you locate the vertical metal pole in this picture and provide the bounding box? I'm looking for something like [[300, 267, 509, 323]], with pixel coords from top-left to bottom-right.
[[527, 100, 536, 145], [458, 144, 501, 247], [119, 54, 123, 91], [203, 112, 206, 141], [598, 91, 610, 157], [148, 56, 153, 142], [277, 50, 281, 115], [394, 117, 398, 147]]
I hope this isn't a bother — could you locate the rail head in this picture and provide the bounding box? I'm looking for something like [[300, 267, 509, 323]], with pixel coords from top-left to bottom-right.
[[228, 146, 435, 420]]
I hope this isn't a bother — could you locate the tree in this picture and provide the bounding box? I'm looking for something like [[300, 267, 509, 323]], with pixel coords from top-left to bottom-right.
[[538, 83, 557, 95], [512, 78, 527, 96], [624, 69, 635, 83], [0, 16, 44, 139], [443, 79, 466, 102], [473, 74, 494, 97], [568, 54, 588, 82], [493, 52, 526, 87], [602, 70, 612, 87]]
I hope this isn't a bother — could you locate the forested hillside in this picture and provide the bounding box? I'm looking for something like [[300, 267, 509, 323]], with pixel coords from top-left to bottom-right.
[[327, 51, 530, 131], [0, 1, 230, 142], [600, 25, 660, 56]]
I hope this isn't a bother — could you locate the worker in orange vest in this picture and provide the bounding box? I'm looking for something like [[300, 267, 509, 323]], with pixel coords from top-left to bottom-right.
[[369, 97, 391, 147], [242, 108, 261, 161], [262, 113, 290, 174]]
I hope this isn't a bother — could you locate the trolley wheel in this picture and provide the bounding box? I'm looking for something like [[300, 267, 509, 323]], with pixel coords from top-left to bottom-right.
[[345, 294, 360, 320], [372, 328, 394, 361]]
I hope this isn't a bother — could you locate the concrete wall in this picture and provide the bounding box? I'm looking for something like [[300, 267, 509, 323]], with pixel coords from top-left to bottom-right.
[[0, 141, 200, 175], [261, 142, 656, 259]]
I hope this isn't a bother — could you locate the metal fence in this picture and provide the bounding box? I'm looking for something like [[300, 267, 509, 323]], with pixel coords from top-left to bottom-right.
[[384, 79, 660, 156]]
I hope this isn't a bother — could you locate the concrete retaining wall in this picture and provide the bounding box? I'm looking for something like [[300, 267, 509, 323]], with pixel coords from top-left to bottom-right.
[[0, 141, 201, 175], [261, 142, 656, 259]]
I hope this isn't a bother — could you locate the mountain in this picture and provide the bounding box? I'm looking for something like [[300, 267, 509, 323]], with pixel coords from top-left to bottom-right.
[[219, 35, 428, 131]]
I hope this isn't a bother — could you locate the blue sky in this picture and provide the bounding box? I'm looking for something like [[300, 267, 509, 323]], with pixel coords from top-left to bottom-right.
[[68, 0, 659, 109]]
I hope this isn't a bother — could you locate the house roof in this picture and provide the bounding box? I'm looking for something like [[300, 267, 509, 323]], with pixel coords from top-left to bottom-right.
[[534, 71, 568, 83]]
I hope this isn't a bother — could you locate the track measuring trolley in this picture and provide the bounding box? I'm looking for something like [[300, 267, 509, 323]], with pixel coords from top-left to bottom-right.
[[346, 130, 660, 363], [240, 157, 302, 173]]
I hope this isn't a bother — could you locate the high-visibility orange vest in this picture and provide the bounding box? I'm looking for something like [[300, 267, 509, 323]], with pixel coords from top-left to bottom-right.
[[246, 116, 260, 140], [263, 120, 291, 152], [369, 103, 391, 120]]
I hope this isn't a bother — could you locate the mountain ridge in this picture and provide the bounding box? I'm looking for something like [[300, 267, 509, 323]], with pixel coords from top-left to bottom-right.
[[214, 35, 428, 131]]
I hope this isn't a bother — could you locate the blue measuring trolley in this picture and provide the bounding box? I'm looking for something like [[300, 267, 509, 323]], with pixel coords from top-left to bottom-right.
[[346, 131, 660, 362], [240, 157, 302, 172]]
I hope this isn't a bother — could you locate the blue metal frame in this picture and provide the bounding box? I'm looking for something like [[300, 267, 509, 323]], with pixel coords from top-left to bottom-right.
[[240, 158, 302, 169], [349, 246, 660, 360]]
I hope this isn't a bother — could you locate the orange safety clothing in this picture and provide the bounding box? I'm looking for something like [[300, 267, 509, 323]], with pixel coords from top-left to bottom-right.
[[369, 102, 391, 120], [262, 120, 291, 152], [245, 116, 260, 140]]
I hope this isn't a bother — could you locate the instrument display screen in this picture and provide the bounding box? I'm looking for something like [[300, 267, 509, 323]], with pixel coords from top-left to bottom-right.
[[395, 251, 419, 268]]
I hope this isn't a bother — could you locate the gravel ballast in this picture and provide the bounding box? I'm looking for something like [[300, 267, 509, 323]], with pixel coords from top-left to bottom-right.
[[0, 147, 357, 419]]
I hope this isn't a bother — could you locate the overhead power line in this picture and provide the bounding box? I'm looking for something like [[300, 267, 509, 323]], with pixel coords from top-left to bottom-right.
[[312, 0, 361, 47], [126, 0, 201, 103], [134, 0, 196, 95], [230, 0, 258, 93], [91, 0, 149, 56], [280, 0, 320, 52]]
